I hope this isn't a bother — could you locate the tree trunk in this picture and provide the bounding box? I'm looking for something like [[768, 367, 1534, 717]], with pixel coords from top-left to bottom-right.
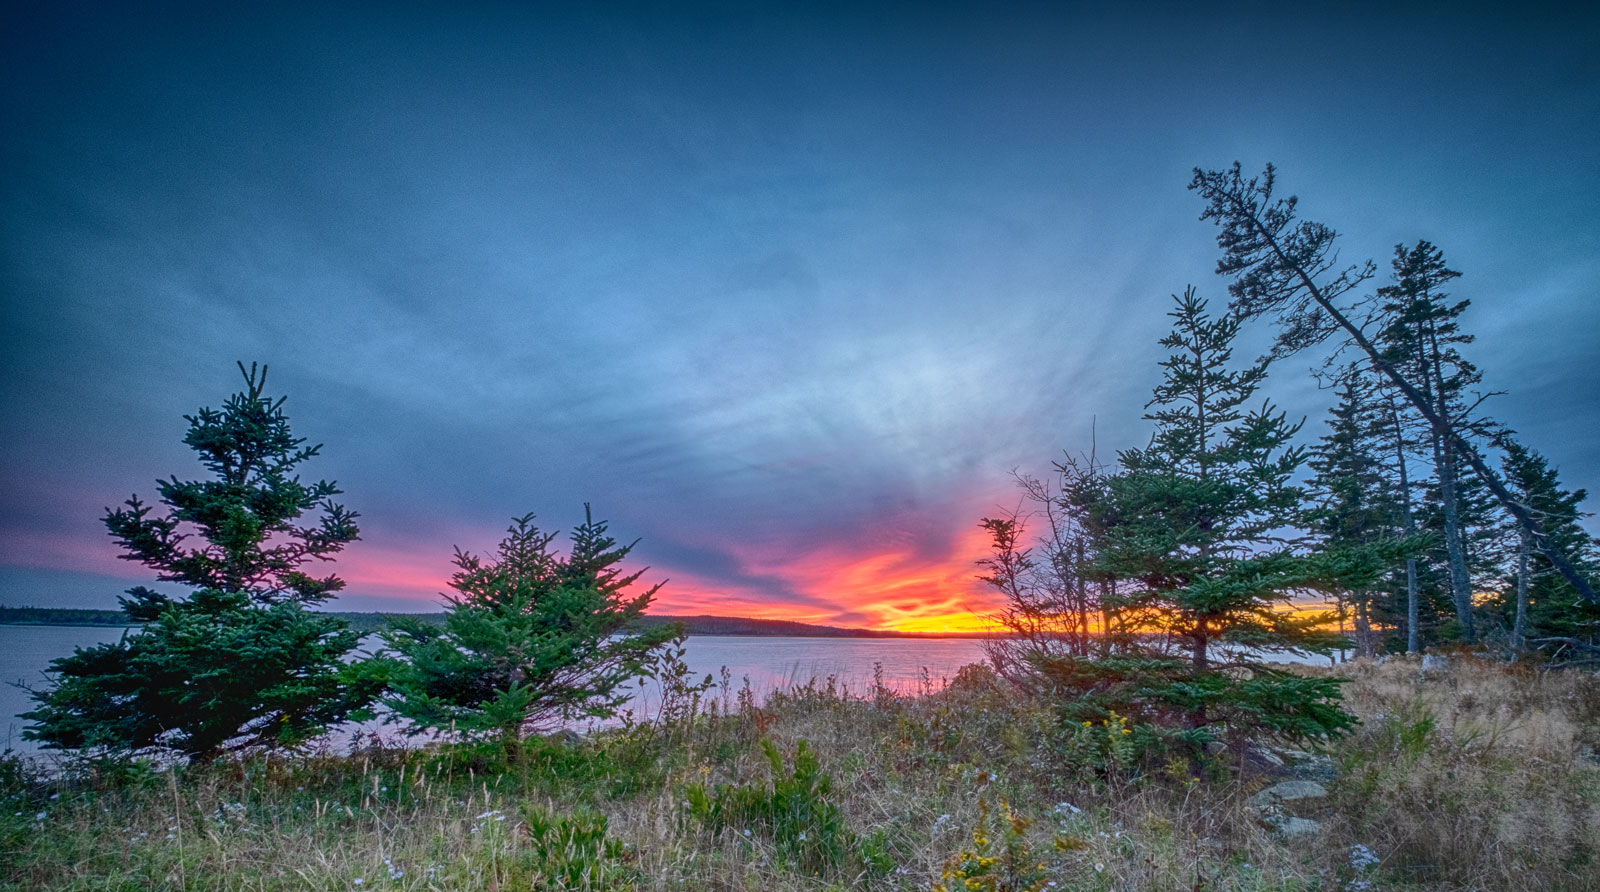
[[1391, 401, 1423, 654], [1434, 433, 1476, 642], [1405, 556, 1421, 654], [1513, 530, 1530, 650], [1353, 596, 1374, 658]]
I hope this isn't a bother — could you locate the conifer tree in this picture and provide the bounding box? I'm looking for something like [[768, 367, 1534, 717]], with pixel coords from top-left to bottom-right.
[[1100, 289, 1347, 670], [24, 364, 381, 762], [1025, 290, 1361, 745], [1374, 393, 1429, 652], [382, 508, 678, 758], [1306, 369, 1409, 655], [1189, 163, 1598, 606], [1496, 443, 1599, 654], [1373, 241, 1491, 640]]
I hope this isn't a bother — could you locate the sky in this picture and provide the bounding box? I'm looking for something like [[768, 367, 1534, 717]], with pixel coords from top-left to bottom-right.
[[2, 2, 1597, 631]]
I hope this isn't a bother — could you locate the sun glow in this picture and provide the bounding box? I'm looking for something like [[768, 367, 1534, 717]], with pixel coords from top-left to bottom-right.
[[285, 514, 1009, 636]]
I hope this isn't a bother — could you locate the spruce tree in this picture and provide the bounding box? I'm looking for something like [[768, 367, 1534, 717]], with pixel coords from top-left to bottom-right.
[[382, 508, 678, 758], [24, 364, 381, 762], [1374, 241, 1489, 640], [1043, 290, 1359, 745], [1497, 443, 1599, 653], [1189, 163, 1597, 606], [1306, 369, 1410, 655]]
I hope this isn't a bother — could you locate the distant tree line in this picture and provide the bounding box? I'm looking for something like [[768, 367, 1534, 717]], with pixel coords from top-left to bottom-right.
[[0, 607, 134, 626]]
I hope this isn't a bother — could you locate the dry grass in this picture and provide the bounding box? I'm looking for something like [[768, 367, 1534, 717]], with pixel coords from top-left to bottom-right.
[[3, 656, 1596, 891]]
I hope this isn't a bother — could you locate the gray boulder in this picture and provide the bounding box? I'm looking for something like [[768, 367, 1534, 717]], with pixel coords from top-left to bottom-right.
[[1274, 748, 1339, 782], [1270, 815, 1322, 840], [1248, 780, 1328, 808]]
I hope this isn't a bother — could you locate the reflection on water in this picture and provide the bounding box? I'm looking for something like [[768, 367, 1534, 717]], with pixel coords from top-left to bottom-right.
[[1, 625, 139, 752]]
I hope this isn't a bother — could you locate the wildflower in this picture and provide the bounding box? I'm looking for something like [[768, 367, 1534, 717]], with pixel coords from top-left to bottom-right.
[[1349, 844, 1380, 871], [353, 879, 363, 886]]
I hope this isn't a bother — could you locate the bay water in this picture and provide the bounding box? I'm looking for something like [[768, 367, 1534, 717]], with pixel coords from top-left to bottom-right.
[[0, 625, 988, 754]]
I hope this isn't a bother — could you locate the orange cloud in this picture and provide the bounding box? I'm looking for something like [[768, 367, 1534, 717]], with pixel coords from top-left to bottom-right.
[[693, 521, 1005, 634]]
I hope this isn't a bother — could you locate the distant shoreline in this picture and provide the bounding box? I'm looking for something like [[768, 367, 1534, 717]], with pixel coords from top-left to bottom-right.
[[0, 606, 996, 639]]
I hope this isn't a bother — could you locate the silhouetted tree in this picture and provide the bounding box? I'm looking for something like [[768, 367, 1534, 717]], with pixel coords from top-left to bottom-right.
[[979, 458, 1111, 687], [1373, 241, 1494, 639], [1306, 369, 1410, 655], [1189, 163, 1597, 607], [1495, 442, 1600, 656]]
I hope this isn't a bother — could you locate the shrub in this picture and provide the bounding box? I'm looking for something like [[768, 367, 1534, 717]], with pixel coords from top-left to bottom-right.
[[684, 738, 860, 876]]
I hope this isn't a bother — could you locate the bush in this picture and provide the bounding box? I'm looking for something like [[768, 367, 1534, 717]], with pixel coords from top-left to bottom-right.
[[684, 738, 861, 876]]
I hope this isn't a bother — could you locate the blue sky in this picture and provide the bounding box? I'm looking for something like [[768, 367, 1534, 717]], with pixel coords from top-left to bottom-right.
[[2, 2, 1596, 627]]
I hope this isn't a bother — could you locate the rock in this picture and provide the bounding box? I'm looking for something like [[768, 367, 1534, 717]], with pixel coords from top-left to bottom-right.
[[1253, 805, 1322, 840], [1421, 653, 1449, 675], [1271, 816, 1322, 840], [1274, 748, 1339, 782], [1288, 755, 1338, 782], [1247, 780, 1328, 808], [1246, 744, 1285, 768], [545, 729, 583, 747]]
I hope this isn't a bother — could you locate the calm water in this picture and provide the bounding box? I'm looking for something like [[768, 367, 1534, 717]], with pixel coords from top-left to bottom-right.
[[1, 625, 141, 752], [0, 625, 988, 753], [2, 626, 1341, 756]]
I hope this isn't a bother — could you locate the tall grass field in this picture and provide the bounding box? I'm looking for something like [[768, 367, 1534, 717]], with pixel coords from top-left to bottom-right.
[[4, 656, 1597, 891]]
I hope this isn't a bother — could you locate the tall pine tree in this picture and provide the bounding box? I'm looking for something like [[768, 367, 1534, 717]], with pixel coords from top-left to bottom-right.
[[1497, 442, 1599, 655], [1374, 241, 1489, 641], [1306, 368, 1410, 655], [1032, 290, 1359, 746], [25, 364, 381, 762]]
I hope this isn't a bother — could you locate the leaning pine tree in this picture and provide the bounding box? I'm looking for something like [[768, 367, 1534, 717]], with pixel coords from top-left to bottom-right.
[[382, 508, 678, 760], [24, 363, 383, 763]]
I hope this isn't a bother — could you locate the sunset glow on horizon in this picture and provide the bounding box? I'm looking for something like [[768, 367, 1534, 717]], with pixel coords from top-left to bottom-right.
[[330, 520, 1009, 634]]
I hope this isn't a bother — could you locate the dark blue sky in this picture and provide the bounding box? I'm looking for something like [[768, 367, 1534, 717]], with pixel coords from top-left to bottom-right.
[[3, 3, 1596, 627]]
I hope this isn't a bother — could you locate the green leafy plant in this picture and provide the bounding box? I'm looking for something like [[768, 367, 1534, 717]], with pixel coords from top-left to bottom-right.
[[932, 797, 1051, 892], [684, 738, 860, 875], [516, 806, 638, 890]]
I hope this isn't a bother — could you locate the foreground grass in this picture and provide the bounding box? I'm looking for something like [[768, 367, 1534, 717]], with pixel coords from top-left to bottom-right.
[[4, 657, 1598, 891]]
